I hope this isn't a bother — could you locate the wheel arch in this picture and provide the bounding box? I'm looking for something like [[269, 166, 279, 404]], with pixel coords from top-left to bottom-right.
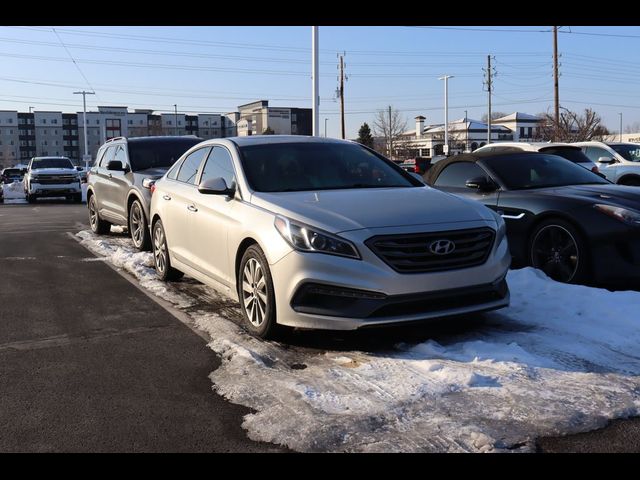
[[617, 174, 640, 185]]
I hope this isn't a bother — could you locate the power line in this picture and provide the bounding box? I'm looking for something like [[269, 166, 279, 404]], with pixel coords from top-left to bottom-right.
[[405, 26, 553, 33], [51, 28, 98, 99]]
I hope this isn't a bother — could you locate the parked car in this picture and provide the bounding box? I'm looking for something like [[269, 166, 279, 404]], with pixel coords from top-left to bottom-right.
[[23, 156, 82, 203], [86, 135, 203, 251], [150, 136, 510, 338], [426, 150, 640, 286], [0, 183, 3, 203], [574, 141, 640, 185], [1, 167, 25, 184], [399, 157, 432, 175], [474, 142, 600, 173]]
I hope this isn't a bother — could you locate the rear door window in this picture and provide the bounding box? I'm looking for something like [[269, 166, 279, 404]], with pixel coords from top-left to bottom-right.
[[176, 147, 211, 185]]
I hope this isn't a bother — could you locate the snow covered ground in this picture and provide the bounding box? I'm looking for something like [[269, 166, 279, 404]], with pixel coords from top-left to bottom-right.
[[1, 182, 87, 203], [76, 229, 640, 452]]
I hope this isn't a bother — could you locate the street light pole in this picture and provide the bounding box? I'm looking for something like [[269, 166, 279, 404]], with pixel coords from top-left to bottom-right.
[[74, 90, 95, 169], [438, 75, 454, 156], [324, 118, 328, 137], [174, 104, 178, 135], [464, 109, 468, 152], [312, 26, 319, 137], [619, 112, 623, 142]]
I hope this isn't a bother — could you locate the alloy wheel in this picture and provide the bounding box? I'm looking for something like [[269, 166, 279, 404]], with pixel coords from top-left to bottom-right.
[[89, 198, 98, 231], [130, 202, 144, 247], [242, 258, 268, 327], [153, 223, 167, 275], [531, 224, 579, 282]]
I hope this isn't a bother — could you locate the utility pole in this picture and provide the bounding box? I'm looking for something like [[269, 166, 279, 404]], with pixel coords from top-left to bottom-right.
[[338, 53, 346, 139], [174, 104, 178, 135], [74, 90, 95, 170], [619, 112, 623, 141], [388, 105, 392, 158], [553, 26, 560, 140], [438, 75, 454, 156], [483, 56, 495, 144], [312, 27, 319, 136], [464, 109, 468, 152]]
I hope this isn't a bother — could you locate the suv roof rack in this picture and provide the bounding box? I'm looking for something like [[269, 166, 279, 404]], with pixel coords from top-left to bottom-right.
[[105, 137, 124, 143]]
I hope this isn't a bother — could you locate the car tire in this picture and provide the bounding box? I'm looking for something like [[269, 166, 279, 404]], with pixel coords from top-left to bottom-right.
[[88, 195, 110, 234], [529, 218, 589, 284], [152, 219, 184, 281], [26, 194, 35, 204], [238, 245, 278, 339], [129, 199, 151, 251]]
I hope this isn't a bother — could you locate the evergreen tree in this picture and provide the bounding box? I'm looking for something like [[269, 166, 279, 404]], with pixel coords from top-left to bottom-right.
[[357, 122, 374, 148]]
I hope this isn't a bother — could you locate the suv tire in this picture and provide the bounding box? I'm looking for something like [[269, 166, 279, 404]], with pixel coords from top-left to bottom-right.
[[88, 195, 110, 234], [129, 199, 151, 251]]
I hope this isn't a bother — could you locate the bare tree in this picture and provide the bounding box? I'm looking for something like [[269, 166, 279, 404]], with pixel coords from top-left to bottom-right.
[[625, 121, 640, 134], [481, 111, 508, 123], [372, 106, 407, 159], [537, 107, 608, 142]]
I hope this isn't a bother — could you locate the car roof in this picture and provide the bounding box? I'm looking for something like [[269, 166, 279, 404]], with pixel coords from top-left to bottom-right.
[[425, 150, 544, 184], [227, 135, 352, 147], [477, 142, 579, 151], [31, 156, 71, 160]]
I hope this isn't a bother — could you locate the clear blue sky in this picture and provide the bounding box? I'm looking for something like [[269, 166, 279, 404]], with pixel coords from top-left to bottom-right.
[[1, 25, 639, 138]]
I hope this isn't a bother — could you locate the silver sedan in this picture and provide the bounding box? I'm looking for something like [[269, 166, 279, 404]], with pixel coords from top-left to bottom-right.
[[149, 136, 510, 338]]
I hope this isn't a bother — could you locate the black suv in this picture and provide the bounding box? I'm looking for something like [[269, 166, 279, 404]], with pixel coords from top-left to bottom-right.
[[86, 136, 203, 250]]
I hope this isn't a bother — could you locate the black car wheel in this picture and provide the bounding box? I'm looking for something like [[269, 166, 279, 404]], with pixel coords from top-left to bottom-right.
[[530, 219, 588, 283], [129, 199, 151, 251], [239, 245, 278, 339], [618, 176, 640, 186]]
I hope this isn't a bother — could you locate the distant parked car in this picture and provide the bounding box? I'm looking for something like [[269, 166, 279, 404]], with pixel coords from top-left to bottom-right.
[[426, 150, 640, 286], [474, 142, 600, 173], [23, 156, 83, 203], [150, 136, 510, 338], [1, 168, 25, 184], [86, 135, 204, 251], [399, 157, 431, 175], [574, 141, 640, 185]]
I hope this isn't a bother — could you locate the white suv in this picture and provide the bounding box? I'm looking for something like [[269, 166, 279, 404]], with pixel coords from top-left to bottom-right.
[[574, 141, 640, 186], [474, 142, 600, 173], [24, 156, 83, 203]]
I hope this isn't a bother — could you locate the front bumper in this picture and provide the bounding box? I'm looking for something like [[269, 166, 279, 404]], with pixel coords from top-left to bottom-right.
[[28, 182, 82, 196], [269, 221, 511, 330]]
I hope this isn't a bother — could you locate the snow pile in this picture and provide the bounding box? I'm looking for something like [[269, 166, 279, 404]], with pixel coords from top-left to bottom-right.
[[76, 230, 640, 452], [2, 181, 26, 202]]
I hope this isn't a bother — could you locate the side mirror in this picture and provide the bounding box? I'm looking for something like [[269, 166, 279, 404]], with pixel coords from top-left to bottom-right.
[[597, 156, 615, 164], [198, 177, 235, 196], [75, 166, 83, 171], [465, 176, 497, 192], [107, 160, 128, 172]]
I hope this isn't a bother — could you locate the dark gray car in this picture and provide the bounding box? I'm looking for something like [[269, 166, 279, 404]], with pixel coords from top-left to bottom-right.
[[86, 136, 203, 250]]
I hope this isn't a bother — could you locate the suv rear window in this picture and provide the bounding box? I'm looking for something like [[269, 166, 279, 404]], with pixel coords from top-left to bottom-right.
[[127, 138, 202, 172], [539, 146, 592, 164]]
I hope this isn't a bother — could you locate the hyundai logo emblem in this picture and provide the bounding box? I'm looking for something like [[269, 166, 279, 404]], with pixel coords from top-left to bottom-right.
[[429, 239, 455, 255]]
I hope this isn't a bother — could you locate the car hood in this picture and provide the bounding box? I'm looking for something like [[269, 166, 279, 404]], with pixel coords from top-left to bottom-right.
[[134, 167, 171, 179], [250, 186, 495, 233], [30, 168, 77, 175], [536, 184, 640, 209]]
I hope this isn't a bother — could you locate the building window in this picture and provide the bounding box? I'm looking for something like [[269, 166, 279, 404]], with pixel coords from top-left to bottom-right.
[[43, 130, 47, 135], [8, 118, 13, 123], [43, 141, 48, 146], [166, 120, 172, 125], [527, 127, 533, 138], [106, 118, 121, 139], [43, 119, 47, 124], [9, 129, 13, 134], [128, 120, 133, 125], [54, 130, 58, 135], [52, 119, 58, 124], [520, 127, 525, 137], [10, 140, 14, 145]]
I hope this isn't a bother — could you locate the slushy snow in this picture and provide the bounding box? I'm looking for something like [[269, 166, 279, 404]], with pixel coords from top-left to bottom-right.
[[76, 229, 640, 452]]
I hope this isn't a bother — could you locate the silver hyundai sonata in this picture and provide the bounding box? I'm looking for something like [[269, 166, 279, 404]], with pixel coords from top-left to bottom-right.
[[149, 136, 510, 338]]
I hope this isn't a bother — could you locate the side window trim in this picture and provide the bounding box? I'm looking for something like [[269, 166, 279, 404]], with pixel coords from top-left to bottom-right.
[[199, 145, 237, 187]]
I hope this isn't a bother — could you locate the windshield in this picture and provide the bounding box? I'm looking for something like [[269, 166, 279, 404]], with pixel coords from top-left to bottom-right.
[[239, 142, 418, 192], [539, 147, 593, 164], [31, 158, 73, 169], [128, 138, 202, 171], [484, 153, 609, 190], [3, 169, 21, 176], [610, 144, 640, 162]]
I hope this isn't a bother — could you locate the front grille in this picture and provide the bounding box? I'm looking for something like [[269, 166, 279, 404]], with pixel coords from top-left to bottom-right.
[[365, 227, 495, 274], [34, 176, 77, 185]]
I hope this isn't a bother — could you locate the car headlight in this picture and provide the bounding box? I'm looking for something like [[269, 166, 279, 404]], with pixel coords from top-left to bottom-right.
[[274, 215, 360, 259], [594, 204, 640, 226]]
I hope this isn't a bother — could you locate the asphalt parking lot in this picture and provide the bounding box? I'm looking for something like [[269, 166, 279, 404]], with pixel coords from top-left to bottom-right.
[[0, 201, 283, 452], [0, 201, 638, 452]]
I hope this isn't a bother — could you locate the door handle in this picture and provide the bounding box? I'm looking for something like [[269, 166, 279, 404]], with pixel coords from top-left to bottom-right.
[[162, 194, 171, 201], [187, 204, 198, 212]]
